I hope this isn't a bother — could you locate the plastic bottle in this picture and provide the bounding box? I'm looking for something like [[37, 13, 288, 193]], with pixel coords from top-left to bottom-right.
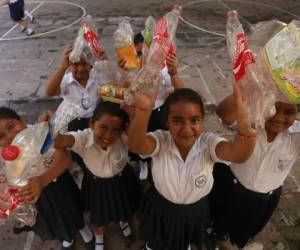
[[147, 5, 181, 68], [226, 10, 266, 129], [128, 6, 182, 103], [2, 122, 49, 187], [114, 18, 140, 70]]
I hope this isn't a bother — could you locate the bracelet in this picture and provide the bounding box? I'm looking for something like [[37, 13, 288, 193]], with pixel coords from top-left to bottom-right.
[[236, 129, 256, 139], [168, 70, 177, 76]]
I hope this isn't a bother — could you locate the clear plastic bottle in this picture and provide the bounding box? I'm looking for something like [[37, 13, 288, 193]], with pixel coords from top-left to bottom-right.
[[226, 10, 267, 129], [129, 6, 182, 102], [147, 5, 181, 68]]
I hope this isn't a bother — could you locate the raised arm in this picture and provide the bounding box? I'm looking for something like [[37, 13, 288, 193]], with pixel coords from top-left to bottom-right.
[[216, 94, 236, 126], [17, 149, 70, 203], [215, 82, 256, 163], [46, 45, 72, 96], [54, 133, 75, 149], [166, 54, 184, 89], [127, 92, 157, 155]]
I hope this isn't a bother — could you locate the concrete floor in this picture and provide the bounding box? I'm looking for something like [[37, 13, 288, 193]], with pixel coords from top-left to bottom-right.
[[0, 0, 299, 249]]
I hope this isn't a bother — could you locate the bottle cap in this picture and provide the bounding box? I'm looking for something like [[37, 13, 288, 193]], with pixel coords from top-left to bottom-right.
[[1, 145, 20, 161], [227, 10, 239, 19]]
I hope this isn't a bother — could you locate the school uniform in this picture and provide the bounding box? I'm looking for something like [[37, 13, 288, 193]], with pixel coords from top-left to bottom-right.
[[25, 148, 85, 242], [210, 121, 300, 248], [8, 0, 24, 22], [61, 70, 103, 168], [68, 128, 141, 226], [139, 130, 228, 250]]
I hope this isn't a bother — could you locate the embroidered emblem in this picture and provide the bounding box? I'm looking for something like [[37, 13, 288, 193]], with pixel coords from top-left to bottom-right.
[[277, 159, 291, 171], [43, 156, 55, 168], [195, 175, 207, 188]]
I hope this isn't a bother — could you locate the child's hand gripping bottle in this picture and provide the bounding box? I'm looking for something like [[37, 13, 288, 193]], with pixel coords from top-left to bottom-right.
[[226, 10, 266, 130]]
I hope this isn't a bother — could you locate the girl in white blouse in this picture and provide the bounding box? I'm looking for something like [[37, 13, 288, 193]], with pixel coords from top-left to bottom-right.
[[127, 83, 256, 250], [210, 95, 299, 250], [54, 101, 141, 250]]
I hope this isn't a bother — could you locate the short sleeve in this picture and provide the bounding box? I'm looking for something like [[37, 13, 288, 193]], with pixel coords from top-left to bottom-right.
[[289, 120, 300, 153], [139, 131, 161, 159], [67, 129, 90, 156], [203, 132, 229, 163], [60, 73, 70, 95]]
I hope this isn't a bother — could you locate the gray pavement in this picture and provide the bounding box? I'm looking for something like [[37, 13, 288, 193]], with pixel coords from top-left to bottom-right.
[[0, 0, 299, 249]]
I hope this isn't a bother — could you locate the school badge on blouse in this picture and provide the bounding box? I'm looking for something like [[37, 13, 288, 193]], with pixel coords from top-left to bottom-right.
[[195, 175, 207, 188]]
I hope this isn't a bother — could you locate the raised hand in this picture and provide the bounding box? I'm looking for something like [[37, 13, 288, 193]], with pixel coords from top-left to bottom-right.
[[166, 53, 179, 75], [59, 44, 73, 70]]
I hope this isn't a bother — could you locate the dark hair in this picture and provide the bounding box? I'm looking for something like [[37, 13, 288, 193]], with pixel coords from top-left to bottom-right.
[[90, 101, 129, 130], [134, 32, 144, 46], [0, 107, 21, 121], [163, 88, 204, 123]]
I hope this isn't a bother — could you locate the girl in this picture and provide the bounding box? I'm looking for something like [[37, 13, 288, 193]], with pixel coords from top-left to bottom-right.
[[209, 96, 300, 250], [0, 107, 94, 250], [54, 101, 141, 250], [46, 45, 107, 170], [127, 83, 256, 250]]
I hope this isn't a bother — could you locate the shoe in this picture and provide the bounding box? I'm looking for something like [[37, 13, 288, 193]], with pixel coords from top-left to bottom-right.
[[26, 28, 34, 36], [13, 225, 32, 235], [84, 236, 95, 250]]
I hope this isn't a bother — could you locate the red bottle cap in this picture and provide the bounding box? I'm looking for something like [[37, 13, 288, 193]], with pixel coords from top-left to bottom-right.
[[1, 145, 20, 161]]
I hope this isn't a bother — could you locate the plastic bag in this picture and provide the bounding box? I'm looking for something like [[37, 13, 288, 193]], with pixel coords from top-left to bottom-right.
[[262, 20, 300, 104], [142, 16, 156, 47], [69, 15, 102, 64], [50, 97, 91, 138], [114, 18, 140, 69]]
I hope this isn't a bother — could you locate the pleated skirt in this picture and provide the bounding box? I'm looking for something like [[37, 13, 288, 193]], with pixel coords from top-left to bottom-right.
[[139, 186, 210, 250], [81, 165, 141, 226]]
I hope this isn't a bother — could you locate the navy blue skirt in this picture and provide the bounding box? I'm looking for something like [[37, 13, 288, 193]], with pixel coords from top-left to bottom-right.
[[32, 170, 85, 242], [209, 163, 282, 248], [9, 0, 24, 22], [81, 165, 141, 227], [139, 186, 210, 250]]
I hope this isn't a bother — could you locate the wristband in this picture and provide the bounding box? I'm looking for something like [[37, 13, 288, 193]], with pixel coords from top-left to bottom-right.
[[168, 70, 177, 76]]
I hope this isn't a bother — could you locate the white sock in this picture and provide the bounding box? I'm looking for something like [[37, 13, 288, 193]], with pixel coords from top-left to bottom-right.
[[26, 27, 34, 35], [145, 243, 152, 250], [119, 221, 132, 237], [95, 234, 104, 250], [187, 245, 191, 250], [62, 239, 73, 248], [79, 224, 93, 243], [24, 10, 33, 22], [139, 161, 148, 180]]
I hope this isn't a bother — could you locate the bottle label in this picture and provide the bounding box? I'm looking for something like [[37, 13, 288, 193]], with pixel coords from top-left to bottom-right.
[[83, 21, 101, 56], [233, 33, 255, 81]]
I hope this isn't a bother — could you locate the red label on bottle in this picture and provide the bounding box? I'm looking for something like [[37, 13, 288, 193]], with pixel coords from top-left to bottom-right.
[[232, 33, 255, 81], [83, 21, 101, 56]]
